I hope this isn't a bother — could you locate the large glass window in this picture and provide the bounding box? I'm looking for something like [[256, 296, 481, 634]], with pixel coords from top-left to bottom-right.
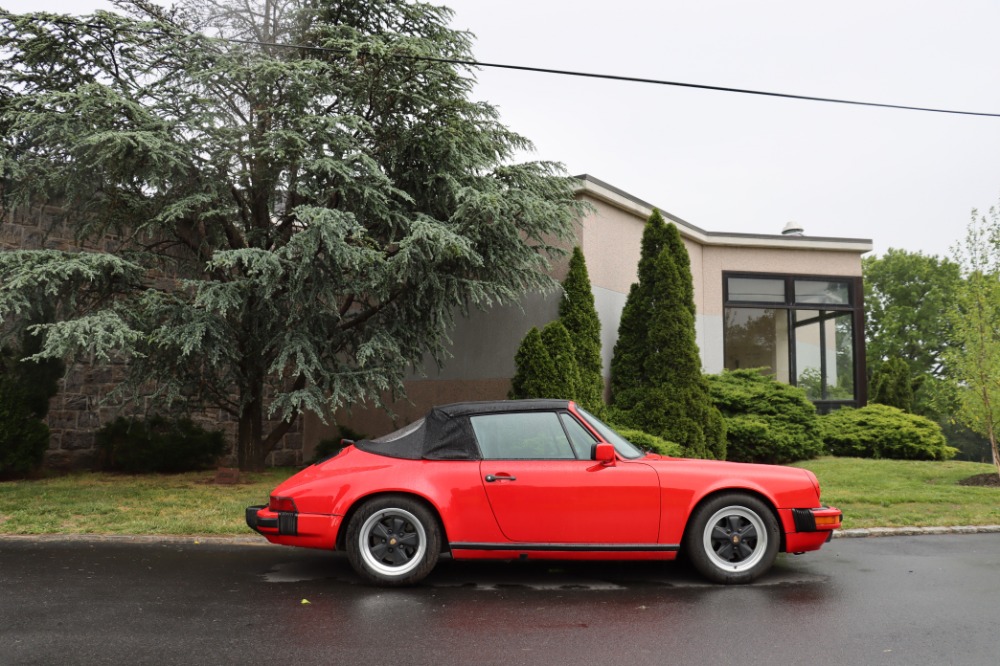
[[722, 308, 790, 382], [723, 274, 863, 411]]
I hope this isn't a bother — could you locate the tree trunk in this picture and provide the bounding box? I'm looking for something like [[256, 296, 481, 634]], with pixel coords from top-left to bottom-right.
[[237, 388, 265, 472]]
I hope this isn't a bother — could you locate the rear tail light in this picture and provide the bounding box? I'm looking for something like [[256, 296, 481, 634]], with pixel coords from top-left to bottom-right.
[[269, 496, 297, 513]]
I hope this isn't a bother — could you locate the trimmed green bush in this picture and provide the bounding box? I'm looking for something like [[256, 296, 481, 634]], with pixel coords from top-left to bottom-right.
[[0, 382, 50, 478], [96, 416, 226, 473], [613, 427, 684, 457], [708, 369, 824, 464], [0, 331, 60, 478], [819, 404, 958, 461]]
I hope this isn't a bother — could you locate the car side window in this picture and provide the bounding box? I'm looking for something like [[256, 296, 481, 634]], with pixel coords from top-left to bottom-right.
[[471, 412, 577, 460], [560, 413, 597, 459]]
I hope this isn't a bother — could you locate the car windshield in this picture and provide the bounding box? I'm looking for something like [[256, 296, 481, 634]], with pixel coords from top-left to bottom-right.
[[576, 408, 645, 460]]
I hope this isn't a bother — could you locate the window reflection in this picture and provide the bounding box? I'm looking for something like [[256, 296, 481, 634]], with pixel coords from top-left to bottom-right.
[[723, 274, 859, 408]]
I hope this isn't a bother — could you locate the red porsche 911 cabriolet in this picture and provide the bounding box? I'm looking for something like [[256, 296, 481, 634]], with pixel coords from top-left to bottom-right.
[[247, 399, 840, 586]]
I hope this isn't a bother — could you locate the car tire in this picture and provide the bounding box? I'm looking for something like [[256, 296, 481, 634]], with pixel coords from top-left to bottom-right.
[[685, 493, 779, 584], [346, 495, 441, 586]]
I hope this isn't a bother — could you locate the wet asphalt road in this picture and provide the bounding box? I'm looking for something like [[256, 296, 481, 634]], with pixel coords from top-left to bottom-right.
[[1, 534, 999, 665]]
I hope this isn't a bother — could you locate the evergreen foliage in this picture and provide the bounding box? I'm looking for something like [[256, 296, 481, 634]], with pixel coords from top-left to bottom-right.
[[0, 377, 51, 478], [539, 320, 581, 401], [0, 1, 582, 470], [819, 404, 957, 461], [708, 369, 824, 464], [508, 322, 579, 401], [609, 211, 725, 459], [558, 247, 604, 412], [96, 416, 226, 474], [0, 326, 61, 478], [869, 358, 914, 412]]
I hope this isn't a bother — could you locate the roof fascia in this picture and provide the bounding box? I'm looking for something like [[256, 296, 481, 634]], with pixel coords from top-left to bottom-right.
[[573, 174, 873, 253]]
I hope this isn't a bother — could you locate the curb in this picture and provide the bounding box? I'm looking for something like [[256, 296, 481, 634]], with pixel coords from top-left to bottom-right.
[[0, 533, 267, 546], [834, 525, 1000, 538]]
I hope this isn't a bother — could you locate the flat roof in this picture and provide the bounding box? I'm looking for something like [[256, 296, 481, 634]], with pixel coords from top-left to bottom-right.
[[574, 174, 873, 253]]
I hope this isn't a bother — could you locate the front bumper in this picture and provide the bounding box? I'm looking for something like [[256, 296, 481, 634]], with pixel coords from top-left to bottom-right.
[[782, 505, 842, 553], [245, 504, 342, 550], [791, 505, 843, 533]]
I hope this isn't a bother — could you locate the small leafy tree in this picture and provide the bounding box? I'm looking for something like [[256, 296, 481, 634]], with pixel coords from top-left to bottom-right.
[[863, 249, 961, 418], [558, 246, 604, 413], [610, 211, 725, 459], [946, 206, 1000, 479], [0, 1, 582, 470]]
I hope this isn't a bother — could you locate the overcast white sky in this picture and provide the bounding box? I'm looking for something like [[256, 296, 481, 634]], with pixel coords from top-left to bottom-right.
[[6, 0, 1000, 257]]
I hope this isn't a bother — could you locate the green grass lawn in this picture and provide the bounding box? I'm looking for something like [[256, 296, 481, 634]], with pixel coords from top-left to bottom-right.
[[795, 457, 1000, 529], [0, 458, 998, 536], [0, 468, 293, 536]]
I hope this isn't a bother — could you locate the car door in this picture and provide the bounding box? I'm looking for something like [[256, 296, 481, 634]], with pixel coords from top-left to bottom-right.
[[473, 411, 660, 544]]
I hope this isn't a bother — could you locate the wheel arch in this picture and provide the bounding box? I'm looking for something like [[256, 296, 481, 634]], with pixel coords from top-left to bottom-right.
[[682, 487, 786, 553], [336, 491, 450, 553]]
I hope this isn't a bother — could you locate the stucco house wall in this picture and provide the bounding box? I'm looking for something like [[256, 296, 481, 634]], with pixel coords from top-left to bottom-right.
[[306, 176, 872, 456]]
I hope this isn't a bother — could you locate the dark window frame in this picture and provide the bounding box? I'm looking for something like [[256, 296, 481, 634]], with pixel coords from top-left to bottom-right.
[[723, 271, 867, 411]]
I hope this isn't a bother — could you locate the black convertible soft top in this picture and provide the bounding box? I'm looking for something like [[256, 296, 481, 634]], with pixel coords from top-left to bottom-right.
[[354, 399, 571, 460]]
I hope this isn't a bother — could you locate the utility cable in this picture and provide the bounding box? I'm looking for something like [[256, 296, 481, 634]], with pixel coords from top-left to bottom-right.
[[4, 12, 1000, 118]]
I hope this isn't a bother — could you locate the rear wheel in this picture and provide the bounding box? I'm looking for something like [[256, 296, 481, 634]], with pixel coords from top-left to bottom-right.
[[685, 493, 779, 584], [346, 496, 440, 586]]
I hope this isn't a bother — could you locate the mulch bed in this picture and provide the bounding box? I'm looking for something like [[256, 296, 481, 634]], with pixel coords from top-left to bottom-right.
[[959, 473, 1000, 487]]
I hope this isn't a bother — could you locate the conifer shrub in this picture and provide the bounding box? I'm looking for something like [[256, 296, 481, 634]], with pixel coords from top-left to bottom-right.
[[509, 322, 580, 401], [819, 404, 957, 461], [96, 416, 226, 473], [708, 369, 824, 464], [559, 247, 605, 413], [610, 212, 725, 459]]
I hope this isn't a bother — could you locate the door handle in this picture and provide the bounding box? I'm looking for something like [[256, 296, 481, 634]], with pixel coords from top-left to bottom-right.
[[485, 474, 517, 482]]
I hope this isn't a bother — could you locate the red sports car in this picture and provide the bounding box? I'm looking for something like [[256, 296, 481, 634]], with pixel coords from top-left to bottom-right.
[[246, 399, 841, 585]]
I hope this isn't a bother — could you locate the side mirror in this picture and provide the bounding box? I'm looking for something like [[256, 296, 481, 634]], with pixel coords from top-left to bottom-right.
[[593, 442, 616, 466]]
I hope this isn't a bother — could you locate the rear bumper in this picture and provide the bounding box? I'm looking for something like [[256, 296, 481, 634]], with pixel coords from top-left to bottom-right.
[[245, 504, 341, 550]]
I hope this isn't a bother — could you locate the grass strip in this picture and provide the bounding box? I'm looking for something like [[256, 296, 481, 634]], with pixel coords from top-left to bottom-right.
[[0, 458, 997, 535]]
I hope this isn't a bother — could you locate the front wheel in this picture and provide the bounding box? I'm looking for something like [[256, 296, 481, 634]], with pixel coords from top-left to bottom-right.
[[685, 493, 779, 584], [345, 496, 440, 586]]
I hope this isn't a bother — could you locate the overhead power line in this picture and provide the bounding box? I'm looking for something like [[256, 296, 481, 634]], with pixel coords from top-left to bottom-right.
[[6, 12, 1000, 118], [196, 35, 1000, 119]]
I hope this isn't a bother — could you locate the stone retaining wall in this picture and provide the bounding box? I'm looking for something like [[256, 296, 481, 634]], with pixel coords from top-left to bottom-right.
[[2, 207, 303, 470]]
